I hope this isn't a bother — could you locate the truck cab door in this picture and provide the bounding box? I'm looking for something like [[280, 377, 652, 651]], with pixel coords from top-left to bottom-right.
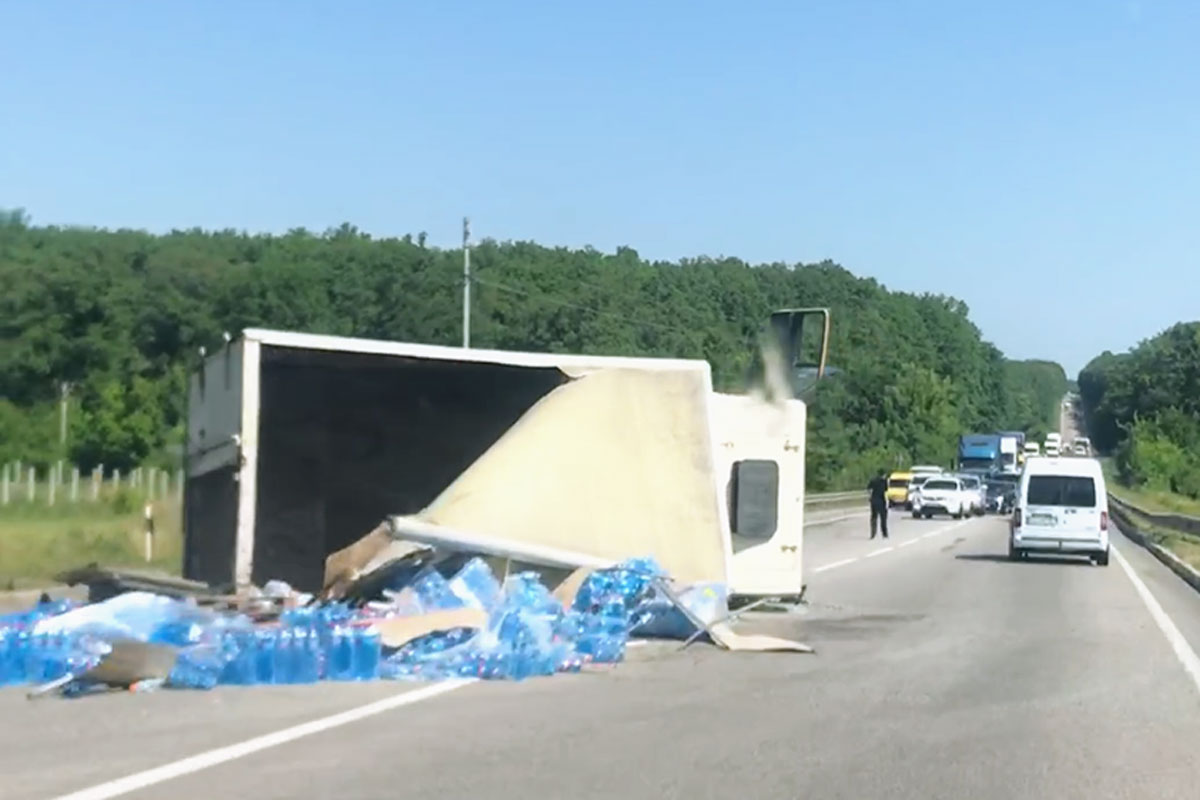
[[723, 398, 807, 599]]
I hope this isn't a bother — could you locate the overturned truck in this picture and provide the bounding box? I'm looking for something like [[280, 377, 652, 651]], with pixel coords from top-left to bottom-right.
[[184, 310, 830, 601]]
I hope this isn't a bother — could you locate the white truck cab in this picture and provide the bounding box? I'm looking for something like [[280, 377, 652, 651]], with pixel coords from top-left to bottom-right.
[[1010, 457, 1109, 565]]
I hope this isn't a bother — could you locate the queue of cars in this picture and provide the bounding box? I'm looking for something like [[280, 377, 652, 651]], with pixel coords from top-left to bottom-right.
[[883, 449, 1112, 567], [885, 465, 1018, 520]]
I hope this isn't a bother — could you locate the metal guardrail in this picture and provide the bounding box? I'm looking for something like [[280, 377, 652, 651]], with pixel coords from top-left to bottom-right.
[[1108, 493, 1200, 537], [806, 490, 868, 505]]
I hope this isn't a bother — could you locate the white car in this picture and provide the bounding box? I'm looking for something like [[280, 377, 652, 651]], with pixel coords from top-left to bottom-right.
[[1023, 442, 1041, 458], [911, 476, 971, 519], [1009, 457, 1109, 565], [954, 474, 987, 515]]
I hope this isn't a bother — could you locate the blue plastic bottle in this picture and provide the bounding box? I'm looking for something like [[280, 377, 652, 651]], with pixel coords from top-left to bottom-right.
[[326, 624, 355, 681], [255, 629, 276, 684], [353, 625, 381, 680], [273, 628, 295, 684]]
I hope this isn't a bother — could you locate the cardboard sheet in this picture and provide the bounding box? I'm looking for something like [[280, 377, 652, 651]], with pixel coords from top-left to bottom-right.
[[707, 622, 815, 653], [374, 608, 489, 649]]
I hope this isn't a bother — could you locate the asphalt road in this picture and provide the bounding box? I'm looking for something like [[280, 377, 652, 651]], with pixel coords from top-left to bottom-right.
[[7, 509, 1200, 800]]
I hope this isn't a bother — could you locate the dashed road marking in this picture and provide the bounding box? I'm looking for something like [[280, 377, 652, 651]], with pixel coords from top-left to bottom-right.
[[810, 517, 981, 573], [812, 557, 858, 573]]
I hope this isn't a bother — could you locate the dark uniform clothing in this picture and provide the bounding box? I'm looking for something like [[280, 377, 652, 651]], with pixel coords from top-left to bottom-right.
[[867, 475, 889, 539]]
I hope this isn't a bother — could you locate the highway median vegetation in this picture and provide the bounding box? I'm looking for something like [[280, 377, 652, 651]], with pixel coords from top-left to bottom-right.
[[3, 209, 1064, 496]]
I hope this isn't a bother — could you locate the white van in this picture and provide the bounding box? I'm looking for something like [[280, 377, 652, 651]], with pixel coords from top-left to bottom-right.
[[1009, 457, 1109, 565]]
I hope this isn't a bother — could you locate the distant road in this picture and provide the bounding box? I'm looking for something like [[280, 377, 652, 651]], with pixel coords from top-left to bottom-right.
[[8, 512, 1200, 799]]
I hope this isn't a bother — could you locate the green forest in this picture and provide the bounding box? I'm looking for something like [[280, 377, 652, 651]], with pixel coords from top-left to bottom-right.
[[1, 209, 1065, 490], [1079, 322, 1200, 498]]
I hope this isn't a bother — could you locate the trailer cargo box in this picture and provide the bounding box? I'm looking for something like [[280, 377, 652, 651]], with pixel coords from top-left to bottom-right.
[[185, 329, 812, 598]]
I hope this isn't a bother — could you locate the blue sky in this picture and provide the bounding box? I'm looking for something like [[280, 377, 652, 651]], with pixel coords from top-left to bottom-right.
[[3, 1, 1197, 375]]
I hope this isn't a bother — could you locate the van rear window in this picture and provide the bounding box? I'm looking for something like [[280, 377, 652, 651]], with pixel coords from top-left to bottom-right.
[[1027, 475, 1096, 507], [888, 478, 909, 488]]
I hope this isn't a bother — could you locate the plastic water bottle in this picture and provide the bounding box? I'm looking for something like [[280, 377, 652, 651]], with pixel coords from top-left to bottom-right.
[[167, 646, 221, 689], [273, 628, 296, 684], [292, 627, 319, 683], [353, 625, 381, 680], [447, 558, 502, 610], [3, 627, 30, 685], [254, 629, 277, 684], [411, 568, 464, 611], [325, 624, 355, 681], [219, 630, 257, 685]]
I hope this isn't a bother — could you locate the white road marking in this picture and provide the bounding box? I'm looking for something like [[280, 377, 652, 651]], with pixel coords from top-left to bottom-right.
[[812, 557, 858, 573], [809, 517, 981, 573], [804, 511, 868, 527], [1112, 544, 1200, 697], [49, 680, 476, 800]]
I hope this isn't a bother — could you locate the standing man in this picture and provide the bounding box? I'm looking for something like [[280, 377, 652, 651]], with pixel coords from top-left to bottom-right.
[[867, 468, 889, 539]]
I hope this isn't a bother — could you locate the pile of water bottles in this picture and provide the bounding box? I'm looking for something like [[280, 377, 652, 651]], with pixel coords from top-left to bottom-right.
[[0, 554, 721, 694]]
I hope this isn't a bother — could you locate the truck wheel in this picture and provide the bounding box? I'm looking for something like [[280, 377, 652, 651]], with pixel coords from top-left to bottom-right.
[[1094, 549, 1110, 567]]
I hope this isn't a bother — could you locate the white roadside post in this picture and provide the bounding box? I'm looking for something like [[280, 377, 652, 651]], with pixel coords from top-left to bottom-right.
[[144, 503, 155, 562]]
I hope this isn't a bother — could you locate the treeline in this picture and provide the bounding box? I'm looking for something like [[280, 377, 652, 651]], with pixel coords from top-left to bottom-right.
[[1, 210, 1064, 489], [1079, 322, 1200, 497]]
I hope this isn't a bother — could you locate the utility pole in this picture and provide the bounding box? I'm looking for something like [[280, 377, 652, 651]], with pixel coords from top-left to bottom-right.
[[462, 216, 471, 348]]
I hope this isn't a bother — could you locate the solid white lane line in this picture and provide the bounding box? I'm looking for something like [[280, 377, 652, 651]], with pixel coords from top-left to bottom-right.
[[812, 557, 858, 573], [899, 539, 919, 548], [866, 546, 894, 558], [50, 680, 476, 800], [1112, 545, 1200, 697]]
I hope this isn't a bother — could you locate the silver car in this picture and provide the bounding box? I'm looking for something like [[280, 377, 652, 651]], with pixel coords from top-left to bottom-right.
[[955, 474, 987, 516]]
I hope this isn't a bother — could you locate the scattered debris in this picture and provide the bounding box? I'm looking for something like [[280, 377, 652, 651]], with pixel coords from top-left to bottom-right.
[[2, 551, 810, 699]]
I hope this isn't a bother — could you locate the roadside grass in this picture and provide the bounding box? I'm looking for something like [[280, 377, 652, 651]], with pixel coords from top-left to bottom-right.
[[1100, 458, 1200, 516], [0, 497, 182, 589], [1110, 502, 1200, 572], [1095, 459, 1200, 571]]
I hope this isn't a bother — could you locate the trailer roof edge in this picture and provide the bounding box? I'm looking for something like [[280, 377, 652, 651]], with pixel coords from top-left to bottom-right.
[[240, 328, 713, 374]]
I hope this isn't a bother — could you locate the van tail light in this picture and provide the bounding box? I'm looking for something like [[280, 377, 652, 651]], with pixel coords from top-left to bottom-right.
[[1100, 511, 1108, 531]]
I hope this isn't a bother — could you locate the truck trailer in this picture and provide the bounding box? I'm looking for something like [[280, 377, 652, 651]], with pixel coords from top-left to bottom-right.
[[183, 311, 831, 601]]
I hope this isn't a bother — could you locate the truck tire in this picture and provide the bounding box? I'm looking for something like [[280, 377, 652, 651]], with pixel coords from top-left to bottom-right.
[[1094, 548, 1110, 567]]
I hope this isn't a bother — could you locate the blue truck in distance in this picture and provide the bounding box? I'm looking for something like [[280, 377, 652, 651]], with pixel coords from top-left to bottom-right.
[[957, 433, 1003, 475]]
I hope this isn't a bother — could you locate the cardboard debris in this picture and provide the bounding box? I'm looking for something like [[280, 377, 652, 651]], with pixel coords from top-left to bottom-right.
[[651, 577, 814, 654], [323, 522, 434, 601], [374, 607, 489, 649], [83, 639, 179, 687], [706, 623, 815, 653]]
